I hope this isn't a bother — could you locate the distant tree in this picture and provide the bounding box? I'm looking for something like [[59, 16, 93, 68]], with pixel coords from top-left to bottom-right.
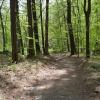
[[76, 0, 81, 57], [62, 5, 70, 52], [16, 0, 24, 55], [10, 0, 18, 62], [27, 0, 35, 58], [0, 0, 6, 52], [56, 0, 64, 52], [32, 0, 41, 54], [84, 0, 91, 58]]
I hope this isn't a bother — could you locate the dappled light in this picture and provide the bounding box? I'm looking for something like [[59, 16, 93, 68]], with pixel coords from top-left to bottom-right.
[[0, 0, 100, 99], [0, 55, 99, 99]]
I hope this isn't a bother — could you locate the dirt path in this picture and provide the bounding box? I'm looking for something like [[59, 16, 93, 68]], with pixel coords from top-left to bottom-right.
[[0, 55, 99, 100]]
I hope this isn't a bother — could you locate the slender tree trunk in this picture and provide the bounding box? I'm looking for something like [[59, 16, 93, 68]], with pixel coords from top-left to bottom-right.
[[85, 14, 90, 58], [0, 0, 6, 52], [67, 0, 76, 55], [16, 0, 24, 55], [84, 0, 91, 58], [44, 0, 49, 55], [4, 10, 9, 51], [76, 0, 80, 57], [32, 0, 41, 54], [10, 0, 18, 62], [40, 0, 45, 54], [27, 0, 35, 58], [61, 0, 70, 52], [62, 7, 70, 52], [0, 10, 6, 52]]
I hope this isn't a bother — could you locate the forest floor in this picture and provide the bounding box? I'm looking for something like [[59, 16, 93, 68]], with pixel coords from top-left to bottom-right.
[[0, 54, 100, 100]]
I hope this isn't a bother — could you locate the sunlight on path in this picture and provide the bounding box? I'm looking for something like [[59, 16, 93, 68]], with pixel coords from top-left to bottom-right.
[[0, 55, 97, 100]]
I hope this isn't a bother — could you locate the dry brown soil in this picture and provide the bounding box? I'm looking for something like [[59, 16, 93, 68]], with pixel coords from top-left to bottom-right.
[[0, 54, 100, 100]]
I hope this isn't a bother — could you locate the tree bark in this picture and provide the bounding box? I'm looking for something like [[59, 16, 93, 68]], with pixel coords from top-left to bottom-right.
[[0, 0, 6, 52], [84, 0, 91, 58], [32, 0, 41, 54], [27, 0, 35, 58], [16, 0, 24, 55], [10, 0, 18, 62], [40, 0, 45, 54], [0, 10, 6, 52], [62, 3, 70, 52], [44, 0, 49, 55], [67, 0, 76, 55]]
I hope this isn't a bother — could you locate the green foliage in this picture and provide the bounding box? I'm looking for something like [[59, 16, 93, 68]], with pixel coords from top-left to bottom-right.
[[95, 41, 100, 55], [0, 0, 100, 55]]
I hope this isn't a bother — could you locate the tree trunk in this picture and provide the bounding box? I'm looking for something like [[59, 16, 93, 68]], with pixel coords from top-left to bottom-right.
[[67, 0, 76, 55], [85, 14, 90, 58], [0, 0, 6, 52], [84, 0, 91, 58], [32, 0, 41, 54], [10, 0, 18, 62], [40, 0, 45, 54], [0, 10, 6, 52], [76, 0, 81, 57], [44, 0, 49, 55], [62, 6, 70, 52], [27, 0, 35, 58], [16, 0, 24, 55]]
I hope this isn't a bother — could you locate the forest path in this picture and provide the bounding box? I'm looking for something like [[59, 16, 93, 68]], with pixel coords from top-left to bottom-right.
[[0, 54, 99, 100]]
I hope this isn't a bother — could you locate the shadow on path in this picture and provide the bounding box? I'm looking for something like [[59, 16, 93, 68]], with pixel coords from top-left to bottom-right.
[[0, 55, 98, 100], [27, 55, 95, 100]]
